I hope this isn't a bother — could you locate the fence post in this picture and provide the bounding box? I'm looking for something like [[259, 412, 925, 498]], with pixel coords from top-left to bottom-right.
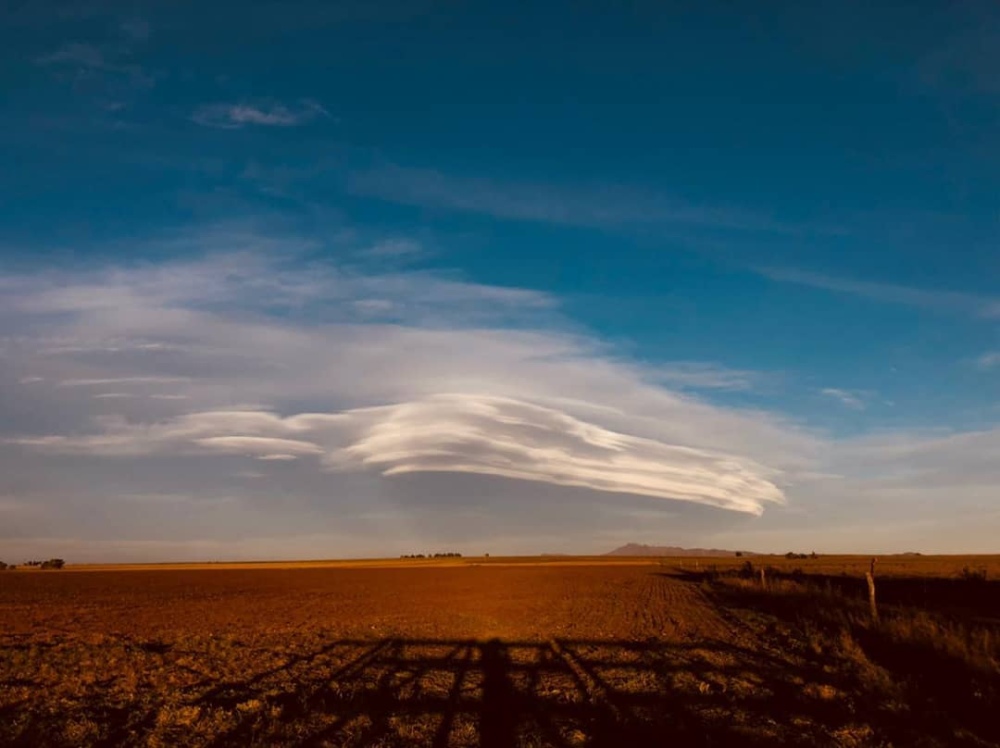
[[759, 566, 766, 589], [866, 557, 878, 623]]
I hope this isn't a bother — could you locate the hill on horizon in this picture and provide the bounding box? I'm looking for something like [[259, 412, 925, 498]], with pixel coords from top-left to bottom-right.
[[606, 543, 754, 558]]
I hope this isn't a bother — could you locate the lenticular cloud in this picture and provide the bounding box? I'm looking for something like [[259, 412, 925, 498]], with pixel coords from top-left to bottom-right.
[[10, 393, 786, 515], [335, 394, 785, 515]]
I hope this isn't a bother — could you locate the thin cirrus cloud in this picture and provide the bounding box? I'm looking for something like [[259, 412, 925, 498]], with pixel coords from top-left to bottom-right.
[[36, 42, 107, 68], [35, 40, 154, 90], [58, 376, 191, 387], [758, 266, 1000, 318], [119, 18, 151, 42], [976, 352, 1000, 369], [363, 238, 425, 259], [191, 100, 331, 129], [652, 362, 764, 392], [820, 388, 867, 411], [348, 163, 789, 234]]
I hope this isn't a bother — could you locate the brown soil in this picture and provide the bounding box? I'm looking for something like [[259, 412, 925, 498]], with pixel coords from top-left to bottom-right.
[[1, 560, 997, 746]]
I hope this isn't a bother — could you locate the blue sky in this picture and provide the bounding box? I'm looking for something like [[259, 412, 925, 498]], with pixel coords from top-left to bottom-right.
[[1, 1, 998, 560]]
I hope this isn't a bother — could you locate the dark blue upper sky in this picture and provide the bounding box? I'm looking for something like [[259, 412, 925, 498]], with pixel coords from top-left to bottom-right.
[[4, 0, 999, 426], [1, 1, 999, 557]]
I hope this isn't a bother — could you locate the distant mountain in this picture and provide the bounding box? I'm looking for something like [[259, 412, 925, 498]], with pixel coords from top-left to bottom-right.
[[606, 543, 754, 558]]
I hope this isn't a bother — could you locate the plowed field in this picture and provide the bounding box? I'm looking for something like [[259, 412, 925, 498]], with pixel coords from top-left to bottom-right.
[[1, 560, 997, 746]]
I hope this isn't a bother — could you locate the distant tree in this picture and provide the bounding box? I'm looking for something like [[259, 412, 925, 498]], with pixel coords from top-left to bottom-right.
[[960, 566, 987, 583], [40, 558, 65, 570], [0, 561, 7, 571], [735, 551, 743, 558]]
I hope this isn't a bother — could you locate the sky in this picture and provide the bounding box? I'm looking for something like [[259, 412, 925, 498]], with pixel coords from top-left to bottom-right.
[[1, 1, 999, 561]]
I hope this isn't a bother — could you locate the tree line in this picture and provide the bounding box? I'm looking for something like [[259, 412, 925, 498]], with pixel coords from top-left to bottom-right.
[[400, 552, 463, 559], [0, 558, 65, 570]]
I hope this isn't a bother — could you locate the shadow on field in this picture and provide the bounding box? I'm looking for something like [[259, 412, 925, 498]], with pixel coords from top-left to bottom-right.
[[179, 635, 860, 747], [671, 568, 1000, 748], [7, 570, 999, 746]]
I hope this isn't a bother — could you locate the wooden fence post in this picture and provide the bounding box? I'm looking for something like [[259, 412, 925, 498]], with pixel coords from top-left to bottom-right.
[[866, 557, 878, 623], [759, 567, 767, 589]]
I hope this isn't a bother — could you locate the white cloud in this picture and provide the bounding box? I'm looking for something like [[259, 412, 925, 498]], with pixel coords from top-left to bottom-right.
[[191, 100, 330, 129], [820, 388, 867, 411], [334, 395, 784, 514]]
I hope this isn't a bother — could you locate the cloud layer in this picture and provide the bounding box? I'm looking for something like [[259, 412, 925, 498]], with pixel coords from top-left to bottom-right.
[[3, 227, 998, 558]]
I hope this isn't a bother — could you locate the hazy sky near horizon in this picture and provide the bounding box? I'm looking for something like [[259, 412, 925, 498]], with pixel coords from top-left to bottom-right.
[[2, 1, 999, 561]]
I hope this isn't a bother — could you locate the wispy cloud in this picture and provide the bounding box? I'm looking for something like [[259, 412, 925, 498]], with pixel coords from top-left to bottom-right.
[[976, 352, 1000, 370], [36, 42, 106, 68], [652, 362, 764, 392], [820, 388, 867, 411], [59, 377, 191, 387], [364, 238, 425, 259], [35, 41, 153, 88], [120, 18, 150, 42], [191, 100, 331, 129], [758, 267, 1000, 318], [348, 164, 791, 234], [34, 32, 155, 118], [916, 10, 1000, 97]]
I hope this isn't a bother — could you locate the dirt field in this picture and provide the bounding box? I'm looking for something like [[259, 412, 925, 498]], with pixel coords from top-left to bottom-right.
[[1, 558, 998, 746]]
